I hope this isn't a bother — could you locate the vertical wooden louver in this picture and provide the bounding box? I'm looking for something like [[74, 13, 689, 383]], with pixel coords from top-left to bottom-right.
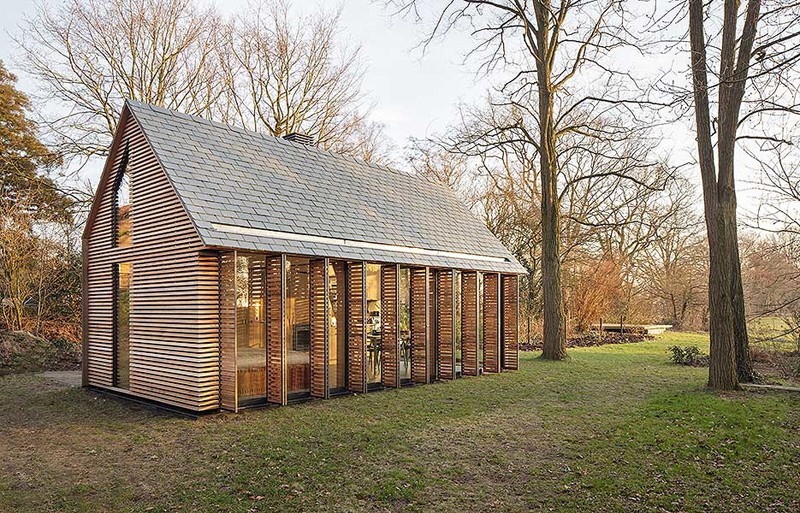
[[437, 270, 456, 380], [381, 264, 400, 388], [461, 271, 479, 376], [219, 251, 237, 411], [502, 274, 520, 370], [410, 268, 429, 384], [428, 270, 438, 382], [309, 258, 329, 399], [347, 262, 367, 393], [483, 273, 501, 373], [266, 255, 286, 405]]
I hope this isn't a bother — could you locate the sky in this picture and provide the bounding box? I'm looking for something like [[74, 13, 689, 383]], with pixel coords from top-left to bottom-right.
[[0, 0, 766, 213], [0, 0, 491, 164]]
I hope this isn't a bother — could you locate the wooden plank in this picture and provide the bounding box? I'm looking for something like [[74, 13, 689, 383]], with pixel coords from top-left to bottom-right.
[[502, 274, 519, 370], [84, 110, 220, 411], [381, 264, 400, 388], [347, 262, 367, 393], [219, 251, 237, 411], [461, 271, 479, 376], [483, 273, 501, 373], [437, 270, 456, 380], [410, 267, 429, 384], [309, 258, 329, 399], [266, 255, 287, 405]]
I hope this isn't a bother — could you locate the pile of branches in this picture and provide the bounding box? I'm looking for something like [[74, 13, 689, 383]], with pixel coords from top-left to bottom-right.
[[520, 331, 653, 351]]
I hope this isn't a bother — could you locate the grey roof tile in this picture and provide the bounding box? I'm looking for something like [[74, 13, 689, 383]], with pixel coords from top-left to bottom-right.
[[127, 99, 525, 274]]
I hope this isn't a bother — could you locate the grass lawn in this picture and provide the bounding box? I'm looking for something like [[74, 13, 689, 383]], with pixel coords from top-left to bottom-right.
[[1, 333, 798, 512]]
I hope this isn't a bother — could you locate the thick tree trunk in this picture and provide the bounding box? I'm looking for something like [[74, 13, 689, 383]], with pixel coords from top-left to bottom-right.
[[532, 1, 566, 360], [688, 0, 738, 390]]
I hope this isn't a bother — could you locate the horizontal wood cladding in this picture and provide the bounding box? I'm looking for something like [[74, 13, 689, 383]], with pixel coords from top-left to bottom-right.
[[381, 264, 400, 388], [84, 110, 219, 412], [410, 268, 429, 384], [461, 271, 479, 376], [437, 270, 456, 380], [309, 258, 329, 399], [347, 262, 367, 393], [483, 273, 501, 373], [266, 255, 287, 405], [502, 274, 520, 370]]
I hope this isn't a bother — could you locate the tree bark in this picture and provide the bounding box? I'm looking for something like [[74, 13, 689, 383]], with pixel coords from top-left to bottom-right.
[[534, 1, 567, 360], [688, 0, 738, 390]]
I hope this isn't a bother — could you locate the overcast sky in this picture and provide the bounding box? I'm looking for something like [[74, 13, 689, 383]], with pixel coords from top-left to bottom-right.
[[0, 0, 765, 212]]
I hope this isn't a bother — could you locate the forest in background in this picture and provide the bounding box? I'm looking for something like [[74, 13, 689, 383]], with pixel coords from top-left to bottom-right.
[[2, 0, 800, 383]]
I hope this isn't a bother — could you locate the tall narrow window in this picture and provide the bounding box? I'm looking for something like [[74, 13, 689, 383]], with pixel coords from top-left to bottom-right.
[[398, 267, 412, 383], [477, 272, 484, 373], [114, 143, 132, 247], [114, 262, 132, 388], [328, 261, 348, 392], [286, 257, 311, 396], [366, 263, 382, 385], [236, 254, 267, 406], [454, 270, 462, 376]]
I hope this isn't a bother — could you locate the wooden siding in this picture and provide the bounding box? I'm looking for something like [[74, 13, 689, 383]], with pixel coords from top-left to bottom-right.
[[461, 271, 479, 376], [381, 264, 400, 388], [309, 258, 329, 399], [84, 110, 219, 411], [437, 270, 456, 380], [266, 255, 287, 405], [219, 251, 237, 411], [347, 262, 367, 393], [502, 274, 520, 370], [410, 268, 429, 384], [428, 270, 438, 382], [483, 273, 501, 373]]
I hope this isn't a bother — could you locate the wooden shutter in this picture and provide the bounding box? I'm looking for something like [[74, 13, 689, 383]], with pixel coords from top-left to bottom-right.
[[410, 267, 429, 384], [219, 251, 237, 411], [428, 270, 438, 381], [437, 270, 456, 380], [461, 271, 479, 376], [347, 262, 367, 393], [381, 264, 400, 388], [266, 255, 286, 405], [309, 258, 329, 398], [502, 274, 520, 370], [483, 273, 501, 373]]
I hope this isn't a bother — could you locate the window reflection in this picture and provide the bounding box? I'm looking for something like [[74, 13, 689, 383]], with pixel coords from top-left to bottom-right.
[[114, 262, 132, 389], [399, 268, 411, 382], [454, 270, 462, 376], [287, 257, 311, 395], [328, 261, 347, 391], [236, 254, 266, 405], [116, 171, 131, 247], [366, 263, 382, 384]]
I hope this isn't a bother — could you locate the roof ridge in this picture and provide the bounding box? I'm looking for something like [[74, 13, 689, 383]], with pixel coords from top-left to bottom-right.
[[123, 98, 435, 185]]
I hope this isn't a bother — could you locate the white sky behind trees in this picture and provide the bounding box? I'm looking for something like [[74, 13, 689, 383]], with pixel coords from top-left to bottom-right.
[[0, 0, 766, 214]]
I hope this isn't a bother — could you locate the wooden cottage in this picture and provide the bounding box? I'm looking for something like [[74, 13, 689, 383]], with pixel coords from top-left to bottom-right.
[[82, 100, 525, 413]]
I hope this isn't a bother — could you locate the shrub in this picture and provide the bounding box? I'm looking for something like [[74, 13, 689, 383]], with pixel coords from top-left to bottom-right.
[[668, 345, 709, 367]]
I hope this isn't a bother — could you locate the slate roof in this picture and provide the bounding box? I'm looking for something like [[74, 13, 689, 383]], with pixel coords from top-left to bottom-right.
[[126, 100, 526, 274]]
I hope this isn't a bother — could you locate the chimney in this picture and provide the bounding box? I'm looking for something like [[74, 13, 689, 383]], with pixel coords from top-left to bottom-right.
[[283, 132, 315, 146]]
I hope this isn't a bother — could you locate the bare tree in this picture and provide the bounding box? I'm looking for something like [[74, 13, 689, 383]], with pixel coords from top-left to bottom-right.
[[219, 1, 390, 163], [16, 0, 224, 162], [392, 0, 665, 359], [681, 0, 800, 388]]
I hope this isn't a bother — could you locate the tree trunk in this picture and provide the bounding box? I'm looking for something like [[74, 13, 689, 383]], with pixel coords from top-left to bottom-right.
[[535, 5, 567, 360], [688, 0, 738, 390]]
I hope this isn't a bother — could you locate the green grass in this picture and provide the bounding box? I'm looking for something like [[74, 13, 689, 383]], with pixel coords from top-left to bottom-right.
[[1, 333, 798, 512]]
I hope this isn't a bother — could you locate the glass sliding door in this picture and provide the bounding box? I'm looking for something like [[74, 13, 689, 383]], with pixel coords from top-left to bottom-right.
[[454, 270, 462, 376], [399, 267, 412, 383], [286, 257, 311, 396], [366, 263, 382, 385], [328, 261, 348, 392], [236, 254, 267, 406], [477, 272, 485, 373]]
